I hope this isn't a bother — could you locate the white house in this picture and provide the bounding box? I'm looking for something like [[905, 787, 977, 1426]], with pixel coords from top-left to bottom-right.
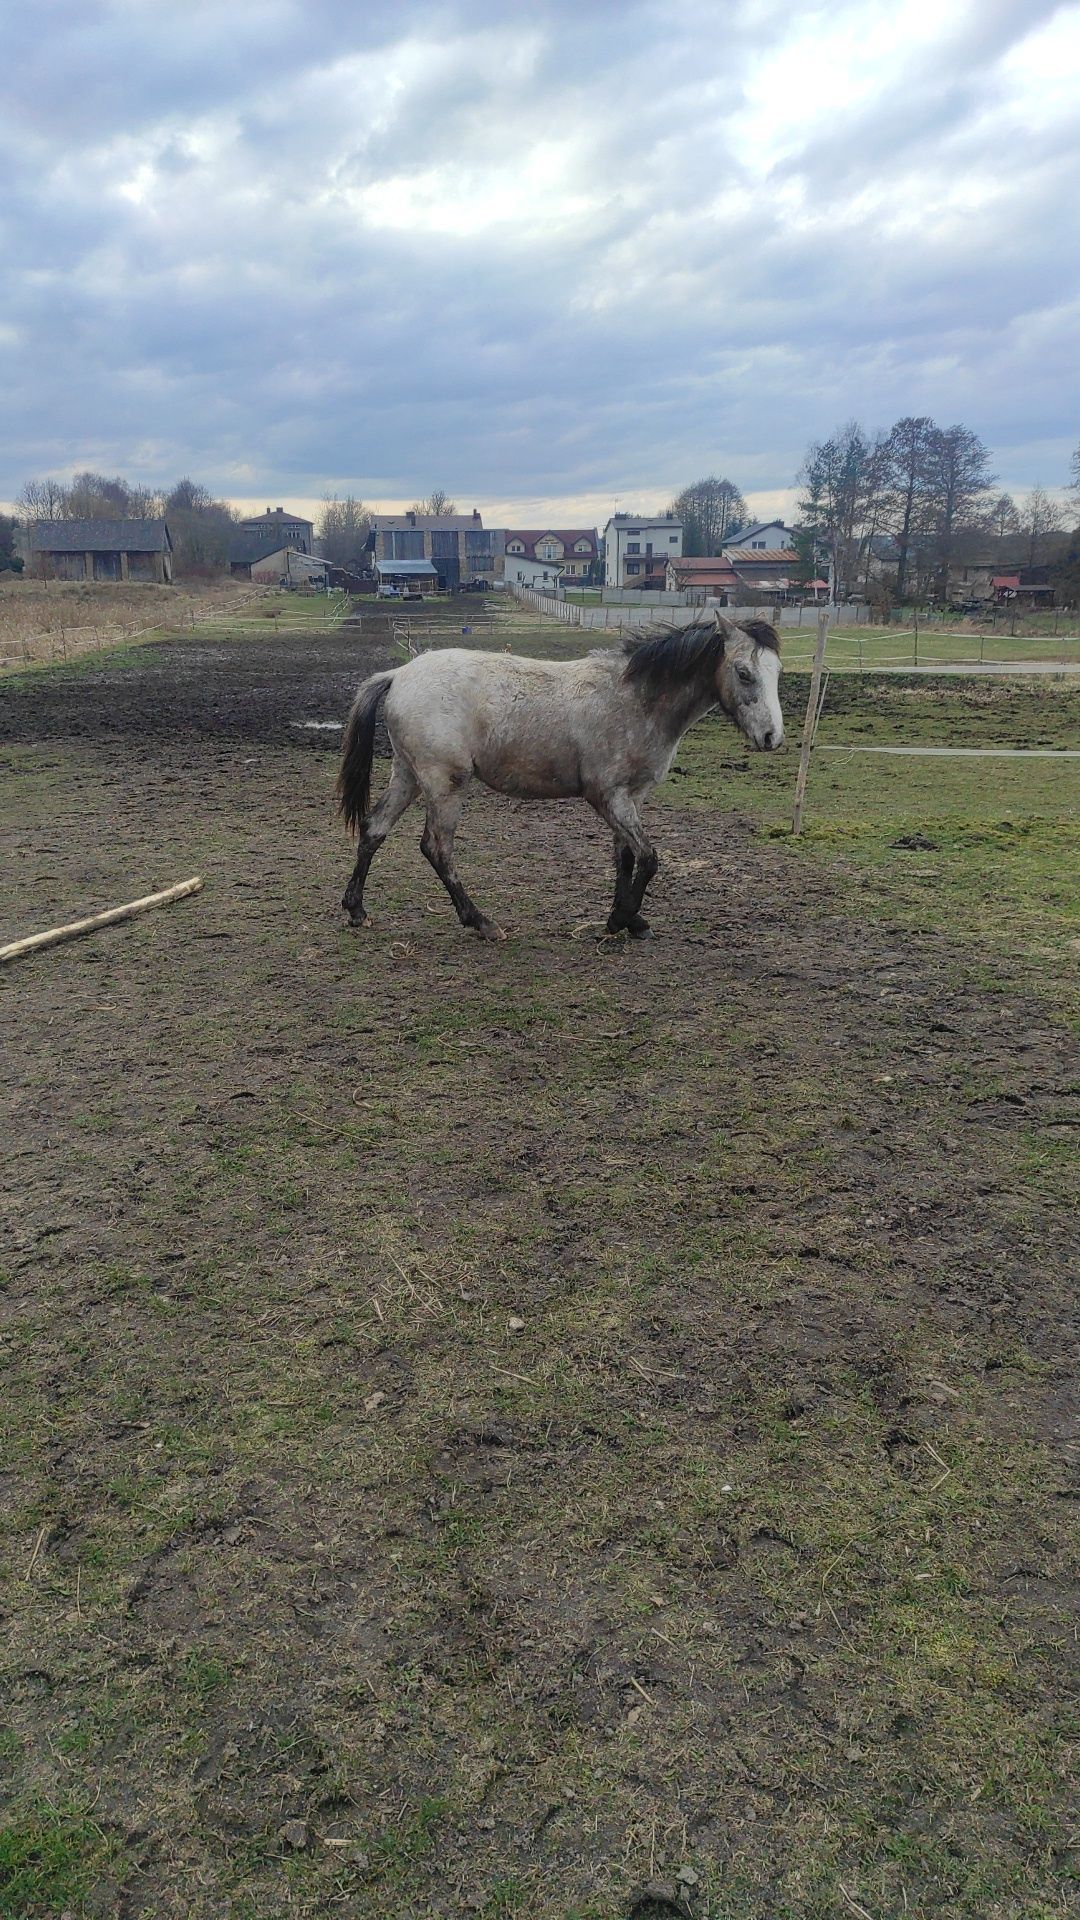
[[250, 547, 329, 587], [504, 554, 565, 593], [721, 520, 797, 554], [502, 528, 598, 581], [603, 513, 683, 589]]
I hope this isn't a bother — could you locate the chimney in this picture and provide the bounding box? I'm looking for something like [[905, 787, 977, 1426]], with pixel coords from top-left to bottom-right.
[[473, 509, 480, 522]]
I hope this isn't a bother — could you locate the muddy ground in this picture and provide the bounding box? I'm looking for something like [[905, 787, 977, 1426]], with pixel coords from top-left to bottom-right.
[[1, 606, 1077, 1919]]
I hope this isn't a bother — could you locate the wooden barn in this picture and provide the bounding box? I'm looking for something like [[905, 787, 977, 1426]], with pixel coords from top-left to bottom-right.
[[30, 518, 173, 584]]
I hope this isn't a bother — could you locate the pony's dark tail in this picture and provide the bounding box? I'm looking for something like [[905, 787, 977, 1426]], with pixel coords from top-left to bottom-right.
[[336, 671, 396, 833]]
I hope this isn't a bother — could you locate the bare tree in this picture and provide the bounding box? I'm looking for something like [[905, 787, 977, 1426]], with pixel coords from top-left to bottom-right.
[[1069, 443, 1080, 512], [797, 424, 886, 596], [165, 478, 214, 515], [0, 511, 22, 572], [318, 494, 374, 568], [16, 476, 68, 522], [669, 476, 746, 556], [985, 491, 1020, 540], [880, 416, 938, 601], [128, 484, 165, 517], [64, 471, 134, 518], [411, 490, 456, 516], [1019, 484, 1063, 568], [163, 479, 239, 574], [926, 424, 995, 598]]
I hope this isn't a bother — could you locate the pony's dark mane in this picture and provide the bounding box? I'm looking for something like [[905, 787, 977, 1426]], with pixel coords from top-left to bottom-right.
[[621, 613, 780, 697]]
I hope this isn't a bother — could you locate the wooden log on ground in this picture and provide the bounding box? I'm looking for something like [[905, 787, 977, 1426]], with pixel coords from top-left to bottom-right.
[[0, 877, 204, 965]]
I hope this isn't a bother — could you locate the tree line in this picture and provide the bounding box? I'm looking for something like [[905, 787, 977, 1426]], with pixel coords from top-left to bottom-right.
[[797, 421, 1078, 603], [14, 471, 240, 575], [5, 476, 456, 576], [667, 433, 1079, 603]]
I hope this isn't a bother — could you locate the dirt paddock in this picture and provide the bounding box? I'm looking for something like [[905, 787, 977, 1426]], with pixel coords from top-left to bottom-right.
[[1, 608, 1077, 1918]]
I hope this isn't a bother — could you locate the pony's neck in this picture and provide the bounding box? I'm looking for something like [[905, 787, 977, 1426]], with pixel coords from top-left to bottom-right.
[[652, 674, 722, 747]]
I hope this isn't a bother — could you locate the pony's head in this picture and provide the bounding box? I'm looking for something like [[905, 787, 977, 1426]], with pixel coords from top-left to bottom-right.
[[715, 616, 784, 751]]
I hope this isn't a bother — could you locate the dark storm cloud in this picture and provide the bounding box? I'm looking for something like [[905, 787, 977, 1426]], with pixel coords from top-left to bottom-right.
[[1, 0, 1078, 511]]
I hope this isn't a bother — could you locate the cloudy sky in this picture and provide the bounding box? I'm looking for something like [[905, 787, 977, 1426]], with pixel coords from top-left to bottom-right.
[[3, 0, 1079, 525]]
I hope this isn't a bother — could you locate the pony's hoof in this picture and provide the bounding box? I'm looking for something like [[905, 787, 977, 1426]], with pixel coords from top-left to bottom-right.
[[342, 910, 371, 931], [628, 921, 654, 940], [475, 920, 507, 943]]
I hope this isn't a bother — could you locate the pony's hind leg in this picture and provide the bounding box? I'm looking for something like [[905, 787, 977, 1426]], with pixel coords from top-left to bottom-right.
[[419, 781, 505, 942], [342, 756, 418, 926]]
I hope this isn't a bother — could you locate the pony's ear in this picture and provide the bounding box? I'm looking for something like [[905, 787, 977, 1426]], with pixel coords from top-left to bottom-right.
[[711, 609, 737, 650], [741, 618, 781, 653]]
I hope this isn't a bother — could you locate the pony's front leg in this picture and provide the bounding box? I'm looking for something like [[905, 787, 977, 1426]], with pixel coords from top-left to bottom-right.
[[419, 784, 506, 942], [592, 792, 657, 936], [612, 838, 651, 936]]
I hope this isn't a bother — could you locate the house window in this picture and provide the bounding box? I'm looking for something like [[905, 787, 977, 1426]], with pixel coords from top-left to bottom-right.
[[626, 561, 640, 575], [626, 542, 640, 555], [575, 542, 589, 553], [507, 541, 524, 554], [669, 534, 678, 543], [752, 540, 765, 549]]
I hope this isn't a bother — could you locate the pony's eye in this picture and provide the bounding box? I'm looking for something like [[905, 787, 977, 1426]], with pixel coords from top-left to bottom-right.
[[737, 666, 754, 686]]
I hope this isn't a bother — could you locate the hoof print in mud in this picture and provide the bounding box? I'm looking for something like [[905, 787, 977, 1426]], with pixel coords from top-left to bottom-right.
[[626, 1885, 694, 1919]]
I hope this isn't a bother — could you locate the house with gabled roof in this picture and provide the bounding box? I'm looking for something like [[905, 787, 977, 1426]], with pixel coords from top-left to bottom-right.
[[721, 519, 796, 553], [666, 555, 740, 601], [238, 506, 314, 553], [722, 546, 801, 594], [502, 529, 598, 582]]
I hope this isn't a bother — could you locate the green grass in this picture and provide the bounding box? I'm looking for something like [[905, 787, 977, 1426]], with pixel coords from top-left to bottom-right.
[[658, 675, 1079, 1004], [0, 1803, 121, 1919], [776, 621, 1079, 671]]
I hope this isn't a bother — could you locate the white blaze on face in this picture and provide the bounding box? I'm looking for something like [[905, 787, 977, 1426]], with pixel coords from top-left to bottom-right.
[[757, 648, 783, 748]]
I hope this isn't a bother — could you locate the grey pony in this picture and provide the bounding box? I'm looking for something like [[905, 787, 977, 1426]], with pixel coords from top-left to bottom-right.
[[337, 610, 784, 941]]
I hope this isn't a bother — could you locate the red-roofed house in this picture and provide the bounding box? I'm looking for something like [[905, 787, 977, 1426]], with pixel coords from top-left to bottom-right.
[[502, 529, 599, 583], [992, 570, 1056, 605], [666, 555, 740, 601]]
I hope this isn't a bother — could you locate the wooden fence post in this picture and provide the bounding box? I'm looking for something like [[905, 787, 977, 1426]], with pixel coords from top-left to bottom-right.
[[791, 609, 829, 836]]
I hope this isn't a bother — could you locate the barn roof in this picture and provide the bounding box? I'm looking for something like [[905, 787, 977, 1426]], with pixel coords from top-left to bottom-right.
[[670, 556, 738, 575], [31, 517, 172, 553], [372, 512, 484, 533], [251, 547, 328, 569], [725, 547, 800, 565], [228, 532, 272, 564]]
